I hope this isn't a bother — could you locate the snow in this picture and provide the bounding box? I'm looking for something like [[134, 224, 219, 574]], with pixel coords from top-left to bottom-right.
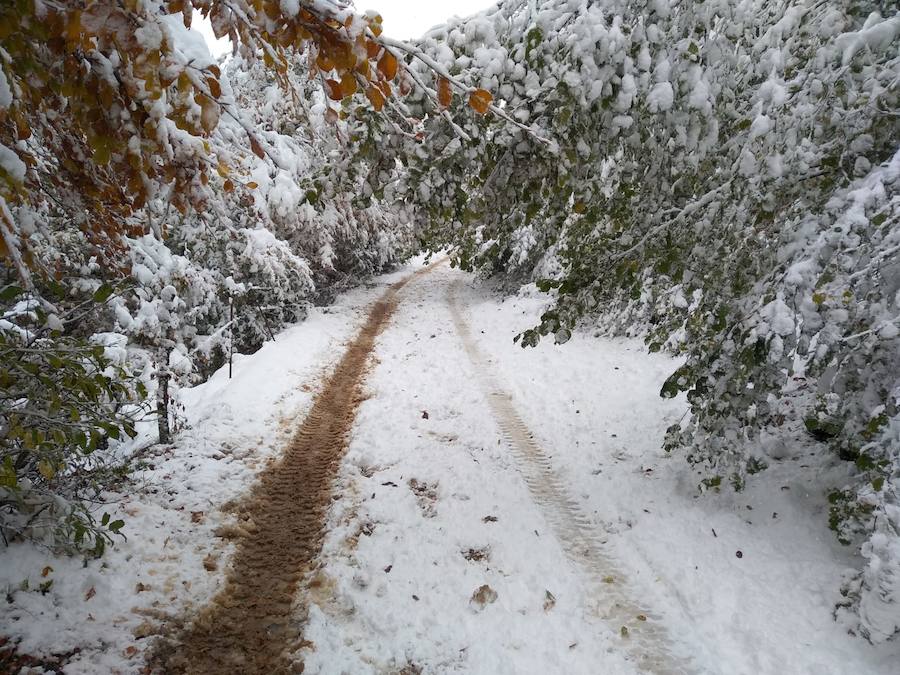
[[748, 114, 773, 140], [646, 82, 674, 112], [0, 268, 409, 673], [835, 14, 900, 65], [161, 13, 216, 69], [301, 264, 898, 673], [2, 264, 899, 672], [0, 143, 26, 183], [0, 68, 11, 110]]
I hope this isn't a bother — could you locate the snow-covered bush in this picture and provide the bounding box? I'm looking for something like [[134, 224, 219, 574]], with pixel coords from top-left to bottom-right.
[[0, 292, 139, 554]]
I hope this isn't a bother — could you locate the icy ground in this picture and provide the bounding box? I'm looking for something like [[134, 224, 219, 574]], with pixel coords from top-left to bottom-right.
[[2, 260, 899, 673]]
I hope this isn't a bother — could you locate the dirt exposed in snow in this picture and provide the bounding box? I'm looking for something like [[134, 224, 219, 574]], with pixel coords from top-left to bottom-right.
[[152, 264, 440, 673]]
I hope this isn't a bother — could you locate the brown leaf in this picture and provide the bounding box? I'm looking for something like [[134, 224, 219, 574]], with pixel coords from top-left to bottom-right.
[[468, 88, 493, 115], [41, 566, 53, 578], [340, 72, 358, 97], [437, 77, 452, 108], [250, 136, 265, 159], [325, 78, 343, 101], [365, 86, 384, 111], [543, 590, 556, 611], [377, 51, 398, 81], [470, 584, 498, 608], [85, 586, 96, 601], [206, 77, 221, 99]]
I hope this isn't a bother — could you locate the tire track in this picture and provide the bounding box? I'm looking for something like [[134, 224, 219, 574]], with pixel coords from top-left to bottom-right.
[[448, 281, 695, 675], [153, 263, 440, 674]]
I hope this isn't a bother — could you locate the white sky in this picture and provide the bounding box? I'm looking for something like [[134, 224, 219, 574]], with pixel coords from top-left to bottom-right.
[[194, 1, 496, 57], [362, 0, 496, 38]]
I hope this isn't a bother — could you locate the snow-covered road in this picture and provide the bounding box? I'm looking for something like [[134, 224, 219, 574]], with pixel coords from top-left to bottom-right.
[[300, 262, 897, 674], [2, 260, 898, 673]]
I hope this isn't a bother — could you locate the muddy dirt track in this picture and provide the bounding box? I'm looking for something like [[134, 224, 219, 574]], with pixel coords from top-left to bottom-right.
[[155, 265, 438, 674]]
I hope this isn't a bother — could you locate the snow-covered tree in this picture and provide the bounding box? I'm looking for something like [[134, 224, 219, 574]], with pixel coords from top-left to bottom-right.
[[352, 0, 900, 642], [0, 2, 417, 553]]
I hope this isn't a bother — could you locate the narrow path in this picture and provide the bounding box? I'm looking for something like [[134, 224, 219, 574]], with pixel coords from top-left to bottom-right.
[[447, 281, 694, 675], [155, 264, 439, 673]]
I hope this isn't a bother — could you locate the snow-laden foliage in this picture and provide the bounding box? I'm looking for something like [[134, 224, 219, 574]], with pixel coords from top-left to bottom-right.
[[1, 11, 412, 554], [351, 0, 900, 642]]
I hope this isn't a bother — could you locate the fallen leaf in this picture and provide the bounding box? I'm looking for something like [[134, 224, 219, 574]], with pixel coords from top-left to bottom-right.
[[85, 586, 96, 601], [543, 590, 556, 612], [470, 584, 498, 608]]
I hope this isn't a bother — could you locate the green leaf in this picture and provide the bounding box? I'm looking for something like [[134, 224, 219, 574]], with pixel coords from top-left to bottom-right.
[[0, 285, 23, 302], [93, 284, 114, 303]]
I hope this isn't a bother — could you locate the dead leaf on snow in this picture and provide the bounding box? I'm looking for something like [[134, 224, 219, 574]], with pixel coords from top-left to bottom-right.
[[470, 584, 498, 609], [543, 590, 556, 611]]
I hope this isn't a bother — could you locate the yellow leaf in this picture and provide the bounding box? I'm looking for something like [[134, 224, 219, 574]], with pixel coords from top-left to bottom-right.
[[377, 51, 398, 81], [366, 86, 384, 111], [246, 181, 258, 189], [340, 72, 358, 97], [468, 88, 493, 114], [38, 460, 55, 480]]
